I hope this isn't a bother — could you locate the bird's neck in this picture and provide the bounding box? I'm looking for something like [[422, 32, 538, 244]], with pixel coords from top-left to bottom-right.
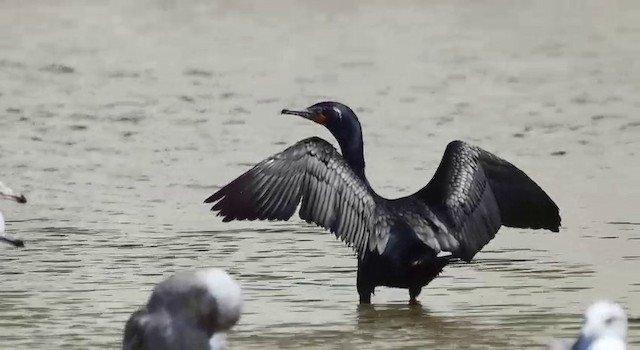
[[339, 135, 367, 182]]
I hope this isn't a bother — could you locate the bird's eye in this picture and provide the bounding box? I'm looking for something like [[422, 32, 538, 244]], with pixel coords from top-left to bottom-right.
[[604, 316, 615, 325]]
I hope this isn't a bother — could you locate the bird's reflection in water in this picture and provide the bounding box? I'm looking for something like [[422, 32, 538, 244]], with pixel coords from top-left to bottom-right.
[[231, 301, 604, 349], [354, 303, 515, 348]]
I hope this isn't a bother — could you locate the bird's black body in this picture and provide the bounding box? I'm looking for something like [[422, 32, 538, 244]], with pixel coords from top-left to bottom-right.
[[205, 101, 561, 304], [356, 224, 449, 304]]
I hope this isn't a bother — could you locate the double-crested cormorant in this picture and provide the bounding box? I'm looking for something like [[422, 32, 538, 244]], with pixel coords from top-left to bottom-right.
[[0, 181, 27, 248], [548, 300, 627, 350], [204, 101, 561, 304], [123, 268, 243, 350]]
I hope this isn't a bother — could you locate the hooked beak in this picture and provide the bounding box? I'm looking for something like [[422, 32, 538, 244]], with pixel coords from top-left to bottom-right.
[[281, 108, 327, 125], [0, 193, 27, 204]]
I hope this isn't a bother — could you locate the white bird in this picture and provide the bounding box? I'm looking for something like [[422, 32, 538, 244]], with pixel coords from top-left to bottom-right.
[[0, 181, 26, 248], [123, 268, 243, 350], [548, 300, 627, 350], [1, 211, 24, 247]]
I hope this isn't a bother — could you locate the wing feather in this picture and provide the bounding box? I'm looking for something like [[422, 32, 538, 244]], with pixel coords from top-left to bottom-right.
[[415, 140, 560, 261], [205, 137, 378, 256]]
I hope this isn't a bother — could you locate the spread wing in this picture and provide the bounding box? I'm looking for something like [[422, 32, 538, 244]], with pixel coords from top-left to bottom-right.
[[415, 140, 561, 261], [204, 137, 379, 257]]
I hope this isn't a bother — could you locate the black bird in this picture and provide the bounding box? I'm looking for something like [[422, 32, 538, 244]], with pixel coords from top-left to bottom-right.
[[123, 268, 242, 350], [204, 101, 561, 304]]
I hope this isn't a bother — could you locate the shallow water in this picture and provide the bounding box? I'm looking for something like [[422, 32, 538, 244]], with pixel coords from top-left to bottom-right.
[[0, 0, 639, 349]]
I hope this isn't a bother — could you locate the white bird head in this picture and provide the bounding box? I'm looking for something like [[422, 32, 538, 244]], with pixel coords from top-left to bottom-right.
[[574, 300, 627, 350]]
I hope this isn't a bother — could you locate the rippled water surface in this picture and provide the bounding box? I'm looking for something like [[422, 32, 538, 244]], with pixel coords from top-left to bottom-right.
[[1, 0, 639, 349]]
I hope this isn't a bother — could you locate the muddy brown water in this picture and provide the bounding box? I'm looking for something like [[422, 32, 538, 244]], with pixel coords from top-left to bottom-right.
[[0, 0, 639, 349]]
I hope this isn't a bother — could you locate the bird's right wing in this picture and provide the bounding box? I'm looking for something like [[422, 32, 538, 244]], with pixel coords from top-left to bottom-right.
[[204, 137, 380, 257]]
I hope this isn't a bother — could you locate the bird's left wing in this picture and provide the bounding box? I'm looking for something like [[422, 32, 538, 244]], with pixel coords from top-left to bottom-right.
[[414, 140, 561, 261]]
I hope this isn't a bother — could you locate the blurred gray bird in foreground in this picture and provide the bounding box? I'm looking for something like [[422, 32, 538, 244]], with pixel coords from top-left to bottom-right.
[[123, 268, 242, 350], [0, 181, 27, 247], [548, 300, 627, 350]]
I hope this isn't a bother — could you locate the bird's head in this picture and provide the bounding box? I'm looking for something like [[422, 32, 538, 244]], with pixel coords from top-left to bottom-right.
[[281, 101, 362, 149], [145, 269, 243, 341], [573, 300, 627, 350]]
